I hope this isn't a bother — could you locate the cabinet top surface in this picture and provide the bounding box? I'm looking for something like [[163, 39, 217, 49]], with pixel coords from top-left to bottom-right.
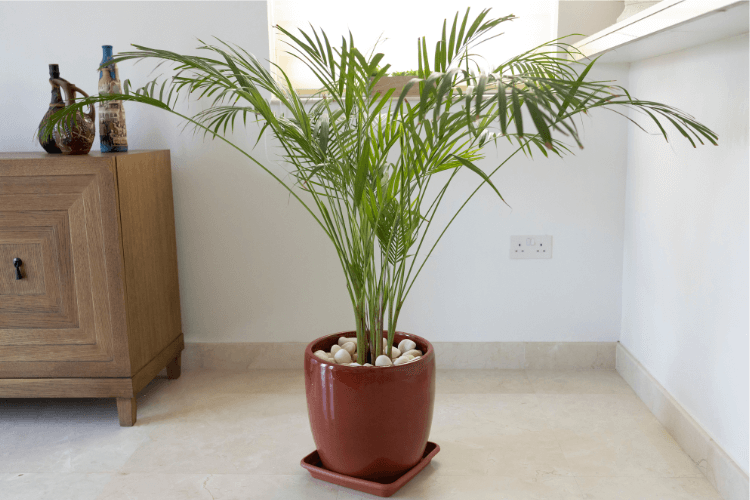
[[0, 150, 168, 160]]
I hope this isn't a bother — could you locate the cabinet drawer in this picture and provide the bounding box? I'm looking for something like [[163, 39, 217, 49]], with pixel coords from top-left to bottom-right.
[[0, 166, 129, 372], [0, 211, 77, 330]]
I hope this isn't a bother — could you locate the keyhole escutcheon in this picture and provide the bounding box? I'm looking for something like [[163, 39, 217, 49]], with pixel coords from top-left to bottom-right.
[[13, 258, 22, 280]]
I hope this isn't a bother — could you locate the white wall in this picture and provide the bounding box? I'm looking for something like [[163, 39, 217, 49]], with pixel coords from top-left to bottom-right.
[[620, 34, 749, 473], [398, 77, 631, 343], [1, 1, 630, 343]]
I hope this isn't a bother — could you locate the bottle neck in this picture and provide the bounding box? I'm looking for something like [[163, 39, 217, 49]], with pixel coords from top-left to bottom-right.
[[100, 46, 116, 80], [101, 46, 113, 63], [49, 80, 63, 105]]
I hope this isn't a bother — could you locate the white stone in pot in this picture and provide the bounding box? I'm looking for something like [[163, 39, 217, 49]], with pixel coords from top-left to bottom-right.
[[338, 336, 357, 346], [363, 363, 373, 366], [349, 362, 362, 366], [403, 349, 422, 358], [389, 347, 401, 359], [393, 355, 413, 366], [342, 342, 356, 355], [314, 350, 328, 360], [398, 339, 416, 353], [375, 355, 392, 367], [334, 349, 352, 364], [407, 356, 421, 363], [330, 345, 341, 355]]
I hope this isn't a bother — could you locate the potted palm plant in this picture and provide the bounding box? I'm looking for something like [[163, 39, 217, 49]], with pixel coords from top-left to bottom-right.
[[43, 7, 716, 493]]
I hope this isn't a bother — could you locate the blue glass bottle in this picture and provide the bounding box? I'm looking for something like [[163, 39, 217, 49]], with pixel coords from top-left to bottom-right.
[[98, 45, 128, 152]]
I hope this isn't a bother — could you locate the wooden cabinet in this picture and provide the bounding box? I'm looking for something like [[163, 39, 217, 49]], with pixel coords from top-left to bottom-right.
[[0, 150, 183, 426]]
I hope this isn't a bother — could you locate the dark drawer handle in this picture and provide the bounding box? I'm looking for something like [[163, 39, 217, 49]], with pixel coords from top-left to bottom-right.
[[13, 258, 22, 280]]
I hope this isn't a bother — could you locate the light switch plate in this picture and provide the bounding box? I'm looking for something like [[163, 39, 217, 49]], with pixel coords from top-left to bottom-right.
[[510, 235, 552, 259]]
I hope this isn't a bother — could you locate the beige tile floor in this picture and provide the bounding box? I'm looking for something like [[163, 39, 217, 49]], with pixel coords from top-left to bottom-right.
[[0, 369, 722, 500]]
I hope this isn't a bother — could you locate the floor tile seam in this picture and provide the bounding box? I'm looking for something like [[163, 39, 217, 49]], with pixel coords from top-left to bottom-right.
[[436, 392, 539, 395], [1, 472, 114, 475], [523, 369, 619, 373], [104, 472, 329, 477], [523, 369, 618, 372], [0, 470, 79, 475], [570, 475, 713, 480], [530, 391, 632, 395], [555, 439, 575, 476], [184, 368, 620, 372], [571, 476, 585, 496], [431, 472, 579, 478], [10, 471, 711, 479], [112, 471, 313, 476]]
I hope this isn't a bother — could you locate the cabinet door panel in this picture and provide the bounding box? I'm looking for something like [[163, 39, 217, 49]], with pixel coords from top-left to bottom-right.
[[0, 162, 130, 377], [0, 212, 77, 331]]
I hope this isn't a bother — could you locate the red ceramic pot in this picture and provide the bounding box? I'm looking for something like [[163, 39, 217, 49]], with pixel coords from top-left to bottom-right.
[[304, 331, 436, 481]]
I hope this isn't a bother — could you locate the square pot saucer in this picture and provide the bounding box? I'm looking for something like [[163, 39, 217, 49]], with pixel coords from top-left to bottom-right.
[[300, 442, 440, 497]]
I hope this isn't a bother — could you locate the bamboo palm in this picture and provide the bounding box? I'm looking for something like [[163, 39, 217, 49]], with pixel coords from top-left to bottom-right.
[[41, 8, 717, 364]]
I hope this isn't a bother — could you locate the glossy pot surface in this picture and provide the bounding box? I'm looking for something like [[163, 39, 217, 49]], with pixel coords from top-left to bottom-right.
[[304, 331, 436, 481]]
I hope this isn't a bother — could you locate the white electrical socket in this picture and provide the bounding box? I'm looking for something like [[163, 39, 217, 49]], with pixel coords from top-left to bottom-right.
[[510, 235, 552, 259]]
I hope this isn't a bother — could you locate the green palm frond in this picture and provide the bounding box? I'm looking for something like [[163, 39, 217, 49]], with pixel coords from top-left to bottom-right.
[[41, 8, 717, 363]]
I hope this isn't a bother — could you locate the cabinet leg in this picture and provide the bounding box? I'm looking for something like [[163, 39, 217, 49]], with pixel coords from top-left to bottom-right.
[[167, 353, 182, 380], [117, 397, 137, 427]]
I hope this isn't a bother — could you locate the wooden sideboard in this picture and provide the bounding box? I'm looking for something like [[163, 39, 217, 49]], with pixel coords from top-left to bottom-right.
[[0, 150, 183, 426]]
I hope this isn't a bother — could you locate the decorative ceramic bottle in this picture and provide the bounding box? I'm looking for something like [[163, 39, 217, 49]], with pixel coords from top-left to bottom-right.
[[38, 64, 66, 153], [98, 45, 128, 152], [52, 79, 96, 155]]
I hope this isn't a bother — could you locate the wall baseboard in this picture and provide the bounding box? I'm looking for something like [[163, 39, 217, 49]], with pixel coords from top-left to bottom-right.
[[181, 341, 616, 371], [616, 343, 749, 500]]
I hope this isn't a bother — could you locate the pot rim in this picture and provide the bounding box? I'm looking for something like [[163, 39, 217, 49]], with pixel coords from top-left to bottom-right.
[[304, 330, 434, 370]]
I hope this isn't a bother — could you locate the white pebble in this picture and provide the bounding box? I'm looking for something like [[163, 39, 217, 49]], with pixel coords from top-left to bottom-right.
[[393, 356, 412, 366], [375, 355, 392, 367], [338, 337, 357, 346], [314, 350, 328, 360], [403, 349, 422, 358], [330, 345, 341, 355], [389, 347, 401, 359], [363, 363, 373, 366], [334, 349, 352, 364], [349, 362, 362, 366], [398, 339, 416, 353], [407, 356, 421, 363], [342, 342, 356, 355]]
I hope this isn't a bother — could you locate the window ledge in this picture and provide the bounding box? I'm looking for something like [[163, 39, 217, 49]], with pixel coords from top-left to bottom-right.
[[572, 0, 748, 63]]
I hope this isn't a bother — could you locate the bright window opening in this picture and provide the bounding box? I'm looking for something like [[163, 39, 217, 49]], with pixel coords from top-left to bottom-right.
[[270, 0, 559, 93]]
